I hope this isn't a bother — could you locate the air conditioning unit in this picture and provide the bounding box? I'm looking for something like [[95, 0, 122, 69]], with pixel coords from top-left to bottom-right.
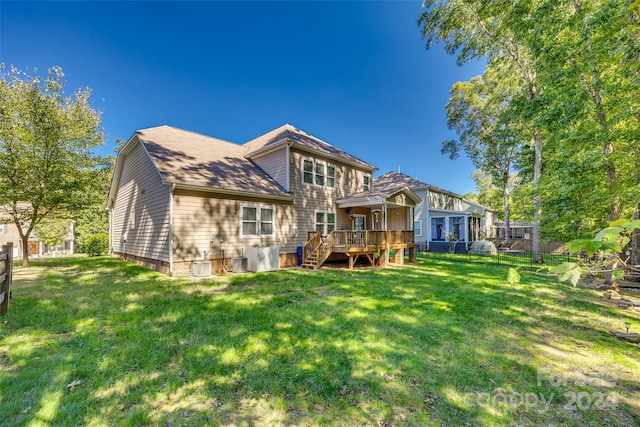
[[192, 261, 212, 277], [245, 246, 280, 272]]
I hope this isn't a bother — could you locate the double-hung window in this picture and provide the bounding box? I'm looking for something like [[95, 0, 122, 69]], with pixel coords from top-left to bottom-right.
[[327, 165, 336, 187], [414, 220, 422, 237], [302, 158, 335, 188], [315, 210, 336, 235], [315, 162, 325, 186], [241, 204, 275, 237], [363, 175, 371, 191], [303, 159, 314, 184]]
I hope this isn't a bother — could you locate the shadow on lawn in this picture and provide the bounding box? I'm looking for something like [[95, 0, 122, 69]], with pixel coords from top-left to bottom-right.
[[1, 256, 637, 425]]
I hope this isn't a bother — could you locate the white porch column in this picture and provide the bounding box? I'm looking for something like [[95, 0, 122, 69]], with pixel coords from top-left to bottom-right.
[[464, 215, 469, 250]]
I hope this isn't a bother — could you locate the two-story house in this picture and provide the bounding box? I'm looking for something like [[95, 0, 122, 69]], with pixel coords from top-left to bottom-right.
[[374, 172, 495, 253], [108, 125, 419, 276]]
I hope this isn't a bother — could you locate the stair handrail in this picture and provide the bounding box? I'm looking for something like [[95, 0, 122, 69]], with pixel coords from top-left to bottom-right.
[[303, 231, 322, 263], [316, 231, 335, 268]]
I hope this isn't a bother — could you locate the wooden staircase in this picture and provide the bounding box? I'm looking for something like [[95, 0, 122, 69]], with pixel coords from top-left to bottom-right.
[[301, 232, 334, 269], [301, 251, 318, 269]]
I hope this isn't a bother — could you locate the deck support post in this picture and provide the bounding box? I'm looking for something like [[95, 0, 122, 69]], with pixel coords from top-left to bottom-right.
[[394, 248, 405, 265], [408, 246, 416, 263], [378, 248, 387, 267]]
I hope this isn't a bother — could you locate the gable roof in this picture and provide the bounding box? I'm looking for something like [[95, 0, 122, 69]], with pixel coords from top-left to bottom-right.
[[374, 171, 495, 211], [244, 124, 377, 171], [111, 125, 292, 201], [337, 185, 421, 208], [374, 171, 464, 199]]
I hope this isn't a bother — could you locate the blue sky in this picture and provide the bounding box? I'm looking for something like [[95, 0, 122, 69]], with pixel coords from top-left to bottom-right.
[[1, 1, 486, 195]]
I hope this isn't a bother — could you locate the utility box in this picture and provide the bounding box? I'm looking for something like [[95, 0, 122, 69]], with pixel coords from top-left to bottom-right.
[[245, 247, 280, 272], [192, 261, 212, 277], [232, 257, 248, 273]]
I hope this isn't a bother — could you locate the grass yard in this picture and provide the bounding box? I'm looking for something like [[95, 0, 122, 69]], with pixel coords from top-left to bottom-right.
[[1, 256, 639, 426]]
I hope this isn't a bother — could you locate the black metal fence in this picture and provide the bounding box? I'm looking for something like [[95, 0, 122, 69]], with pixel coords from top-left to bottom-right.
[[418, 249, 574, 270]]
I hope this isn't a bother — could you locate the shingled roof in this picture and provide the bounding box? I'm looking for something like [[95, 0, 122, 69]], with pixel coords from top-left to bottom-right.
[[244, 124, 377, 171], [374, 171, 464, 199], [132, 125, 291, 198]]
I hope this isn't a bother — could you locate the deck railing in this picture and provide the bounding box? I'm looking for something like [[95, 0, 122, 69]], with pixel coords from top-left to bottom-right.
[[302, 231, 322, 264], [330, 230, 415, 251], [302, 230, 415, 268]]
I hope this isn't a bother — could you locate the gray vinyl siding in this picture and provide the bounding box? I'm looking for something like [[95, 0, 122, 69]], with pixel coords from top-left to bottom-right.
[[111, 141, 171, 261], [289, 149, 374, 238], [172, 190, 296, 260], [251, 147, 288, 190]]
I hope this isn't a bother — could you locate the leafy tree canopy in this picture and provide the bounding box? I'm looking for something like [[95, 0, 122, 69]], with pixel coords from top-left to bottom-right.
[[0, 64, 105, 266]]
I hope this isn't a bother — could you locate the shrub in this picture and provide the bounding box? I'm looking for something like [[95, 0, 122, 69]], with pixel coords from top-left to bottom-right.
[[85, 233, 109, 256]]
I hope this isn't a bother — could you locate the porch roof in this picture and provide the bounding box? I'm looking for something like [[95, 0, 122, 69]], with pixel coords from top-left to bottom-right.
[[337, 186, 421, 208]]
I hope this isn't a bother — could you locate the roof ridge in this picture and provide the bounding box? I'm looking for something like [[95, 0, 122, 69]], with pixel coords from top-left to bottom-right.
[[138, 125, 239, 146]]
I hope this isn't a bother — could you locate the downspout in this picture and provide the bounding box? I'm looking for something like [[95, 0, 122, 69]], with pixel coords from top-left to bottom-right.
[[169, 183, 175, 275], [285, 142, 292, 191], [108, 201, 113, 255], [464, 213, 470, 251]]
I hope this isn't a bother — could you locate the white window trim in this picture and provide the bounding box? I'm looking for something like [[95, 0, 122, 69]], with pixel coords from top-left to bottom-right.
[[314, 209, 336, 235], [302, 158, 314, 186], [0, 224, 6, 233], [362, 174, 371, 191], [326, 164, 336, 188], [240, 203, 276, 238], [301, 157, 336, 189]]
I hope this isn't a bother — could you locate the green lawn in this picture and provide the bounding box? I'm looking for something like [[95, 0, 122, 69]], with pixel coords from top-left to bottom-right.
[[1, 256, 639, 426]]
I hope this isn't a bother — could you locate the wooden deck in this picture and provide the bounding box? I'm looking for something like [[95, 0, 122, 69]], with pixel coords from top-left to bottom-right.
[[302, 230, 416, 270]]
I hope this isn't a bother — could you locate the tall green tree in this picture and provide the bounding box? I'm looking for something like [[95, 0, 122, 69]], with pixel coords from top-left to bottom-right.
[[469, 170, 503, 215], [34, 214, 73, 250], [419, 0, 545, 260], [419, 0, 639, 260], [442, 65, 524, 246], [524, 1, 640, 239], [0, 65, 104, 266], [73, 158, 113, 253]]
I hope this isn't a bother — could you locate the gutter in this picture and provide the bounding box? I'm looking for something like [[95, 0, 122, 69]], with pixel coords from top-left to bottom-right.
[[166, 181, 294, 202]]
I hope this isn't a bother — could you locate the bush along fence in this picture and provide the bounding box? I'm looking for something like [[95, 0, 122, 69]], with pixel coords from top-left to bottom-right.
[[0, 242, 14, 315], [419, 248, 573, 270]]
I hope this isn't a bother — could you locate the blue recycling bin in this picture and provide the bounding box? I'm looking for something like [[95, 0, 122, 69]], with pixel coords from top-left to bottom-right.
[[297, 246, 303, 266]]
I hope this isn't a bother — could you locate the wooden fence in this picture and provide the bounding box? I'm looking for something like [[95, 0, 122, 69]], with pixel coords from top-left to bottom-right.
[[0, 242, 13, 315]]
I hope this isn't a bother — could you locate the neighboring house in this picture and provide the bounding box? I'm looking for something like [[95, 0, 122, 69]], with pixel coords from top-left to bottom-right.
[[0, 214, 75, 258], [494, 220, 533, 241], [492, 220, 567, 253], [108, 124, 419, 276], [374, 172, 495, 253]]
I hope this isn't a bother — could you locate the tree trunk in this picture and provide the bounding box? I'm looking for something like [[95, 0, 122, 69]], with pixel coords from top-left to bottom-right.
[[21, 234, 30, 267], [503, 174, 511, 247], [604, 255, 619, 290], [632, 204, 640, 267], [604, 138, 620, 222], [532, 132, 543, 262]]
